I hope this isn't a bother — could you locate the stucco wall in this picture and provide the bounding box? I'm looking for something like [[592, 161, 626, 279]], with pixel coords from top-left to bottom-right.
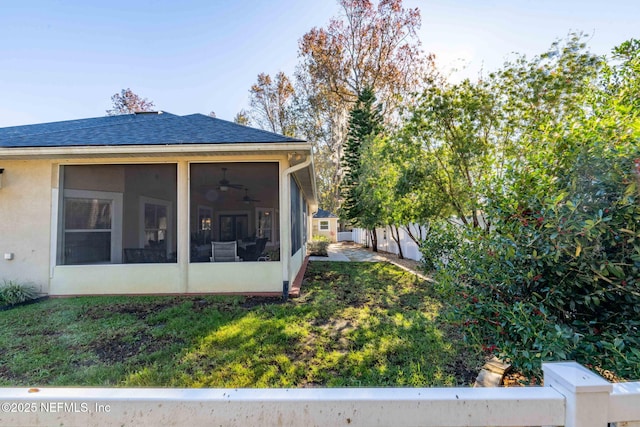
[[0, 160, 53, 293], [289, 247, 305, 285], [189, 261, 282, 294]]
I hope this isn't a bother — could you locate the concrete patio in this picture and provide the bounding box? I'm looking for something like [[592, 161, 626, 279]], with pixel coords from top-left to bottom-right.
[[308, 242, 388, 262]]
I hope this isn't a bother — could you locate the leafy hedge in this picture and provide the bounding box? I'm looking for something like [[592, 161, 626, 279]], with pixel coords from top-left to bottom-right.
[[423, 147, 640, 381]]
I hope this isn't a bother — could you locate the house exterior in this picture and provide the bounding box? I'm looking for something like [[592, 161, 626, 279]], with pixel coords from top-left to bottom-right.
[[312, 209, 339, 242], [0, 112, 317, 297]]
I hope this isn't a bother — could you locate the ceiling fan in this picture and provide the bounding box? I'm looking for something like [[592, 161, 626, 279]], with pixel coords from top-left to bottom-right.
[[239, 188, 261, 204], [217, 167, 244, 191]]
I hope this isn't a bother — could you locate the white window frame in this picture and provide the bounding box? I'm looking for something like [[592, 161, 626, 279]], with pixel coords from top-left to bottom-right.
[[319, 220, 330, 231], [139, 196, 173, 254], [62, 189, 123, 264], [255, 207, 274, 243]]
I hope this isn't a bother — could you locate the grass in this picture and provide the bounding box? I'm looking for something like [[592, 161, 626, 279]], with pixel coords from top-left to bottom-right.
[[0, 262, 482, 387]]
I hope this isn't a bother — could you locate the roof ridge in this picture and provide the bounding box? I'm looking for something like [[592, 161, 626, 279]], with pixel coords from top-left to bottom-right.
[[186, 114, 306, 142]]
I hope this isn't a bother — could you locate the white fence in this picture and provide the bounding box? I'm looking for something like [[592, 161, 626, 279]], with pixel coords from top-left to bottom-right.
[[1, 362, 638, 427], [337, 231, 354, 242], [350, 224, 426, 262]]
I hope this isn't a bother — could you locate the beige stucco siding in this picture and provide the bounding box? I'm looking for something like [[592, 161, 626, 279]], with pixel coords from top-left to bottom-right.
[[189, 262, 282, 293], [50, 264, 181, 295], [289, 247, 305, 285], [0, 160, 53, 293]]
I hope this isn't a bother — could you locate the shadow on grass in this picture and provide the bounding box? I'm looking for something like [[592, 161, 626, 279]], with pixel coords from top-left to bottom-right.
[[0, 262, 480, 387]]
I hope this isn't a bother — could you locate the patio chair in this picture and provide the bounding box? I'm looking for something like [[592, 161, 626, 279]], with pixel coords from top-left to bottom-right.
[[210, 241, 240, 262], [240, 237, 269, 261]]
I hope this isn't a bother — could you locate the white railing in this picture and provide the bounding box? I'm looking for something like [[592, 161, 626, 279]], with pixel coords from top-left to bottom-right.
[[0, 362, 638, 427]]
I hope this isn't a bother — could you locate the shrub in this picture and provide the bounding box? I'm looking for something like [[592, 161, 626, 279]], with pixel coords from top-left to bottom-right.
[[418, 220, 463, 272], [307, 236, 330, 256], [430, 152, 640, 381], [0, 280, 38, 306]]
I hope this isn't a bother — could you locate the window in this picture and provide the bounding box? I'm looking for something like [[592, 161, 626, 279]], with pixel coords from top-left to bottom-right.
[[256, 208, 274, 242], [290, 176, 302, 255], [319, 220, 329, 231], [58, 164, 176, 265], [140, 197, 172, 253], [194, 206, 213, 245], [61, 189, 123, 265], [303, 200, 308, 243]]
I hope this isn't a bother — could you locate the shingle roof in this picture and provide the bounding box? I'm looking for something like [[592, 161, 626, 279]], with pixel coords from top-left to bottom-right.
[[313, 208, 338, 219], [0, 112, 305, 148]]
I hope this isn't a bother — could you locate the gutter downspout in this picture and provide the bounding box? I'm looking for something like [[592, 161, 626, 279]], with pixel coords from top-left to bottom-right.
[[280, 154, 312, 300]]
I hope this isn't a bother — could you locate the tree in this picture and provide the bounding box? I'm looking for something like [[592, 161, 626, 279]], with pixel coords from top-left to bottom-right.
[[400, 78, 497, 229], [233, 110, 250, 126], [248, 72, 297, 136], [299, 0, 425, 107], [295, 0, 428, 210], [372, 130, 451, 257], [106, 88, 155, 116], [416, 35, 640, 380], [340, 87, 384, 251], [241, 0, 429, 211]]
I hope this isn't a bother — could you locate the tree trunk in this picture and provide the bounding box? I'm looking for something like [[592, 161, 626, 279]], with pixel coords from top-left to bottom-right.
[[369, 228, 378, 252], [390, 225, 404, 259], [402, 223, 428, 246]]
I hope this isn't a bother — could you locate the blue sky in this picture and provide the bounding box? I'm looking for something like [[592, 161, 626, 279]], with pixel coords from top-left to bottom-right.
[[1, 0, 638, 127]]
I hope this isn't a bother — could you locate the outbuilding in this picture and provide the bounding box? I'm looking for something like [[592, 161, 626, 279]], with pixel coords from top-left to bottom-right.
[[312, 208, 339, 242]]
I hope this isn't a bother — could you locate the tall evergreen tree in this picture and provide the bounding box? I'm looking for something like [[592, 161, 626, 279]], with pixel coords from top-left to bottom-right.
[[339, 87, 384, 251]]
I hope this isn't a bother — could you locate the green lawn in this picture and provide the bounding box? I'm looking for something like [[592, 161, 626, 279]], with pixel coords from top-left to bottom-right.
[[0, 262, 481, 387]]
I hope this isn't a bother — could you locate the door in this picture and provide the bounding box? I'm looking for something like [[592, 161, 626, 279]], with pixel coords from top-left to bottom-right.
[[219, 214, 248, 241]]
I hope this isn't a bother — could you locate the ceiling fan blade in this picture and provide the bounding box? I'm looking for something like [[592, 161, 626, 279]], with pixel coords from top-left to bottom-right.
[[238, 189, 260, 203], [218, 167, 244, 191]]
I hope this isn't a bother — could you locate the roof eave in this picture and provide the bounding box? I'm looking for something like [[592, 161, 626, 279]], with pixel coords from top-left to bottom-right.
[[0, 142, 314, 160]]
